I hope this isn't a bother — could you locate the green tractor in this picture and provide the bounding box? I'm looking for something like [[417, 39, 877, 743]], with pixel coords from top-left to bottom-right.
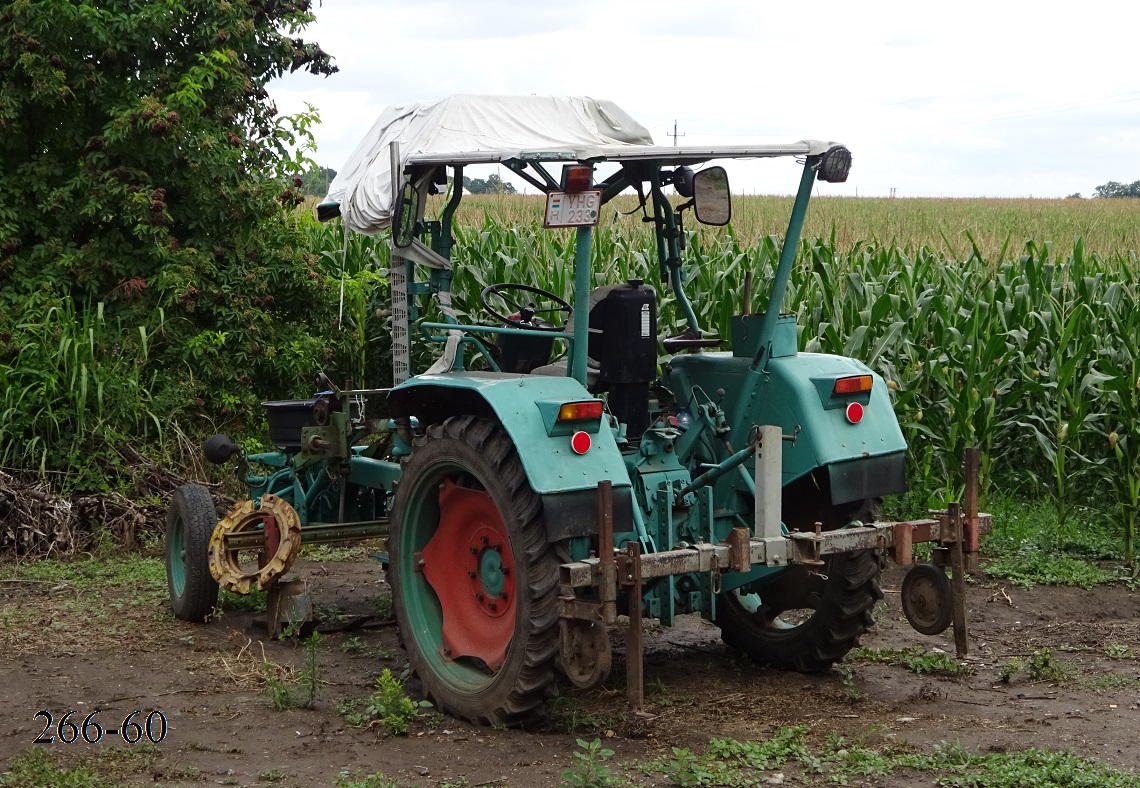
[[165, 96, 984, 725]]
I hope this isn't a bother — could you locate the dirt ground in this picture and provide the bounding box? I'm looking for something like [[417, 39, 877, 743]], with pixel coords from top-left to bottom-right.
[[3, 554, 1140, 787]]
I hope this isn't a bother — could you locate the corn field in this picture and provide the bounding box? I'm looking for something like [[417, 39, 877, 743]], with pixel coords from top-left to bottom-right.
[[305, 195, 1140, 567]]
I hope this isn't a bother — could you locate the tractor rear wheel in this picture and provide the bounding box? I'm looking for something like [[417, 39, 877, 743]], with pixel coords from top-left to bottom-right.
[[166, 484, 220, 622], [389, 416, 560, 725], [716, 500, 883, 672], [716, 549, 882, 672]]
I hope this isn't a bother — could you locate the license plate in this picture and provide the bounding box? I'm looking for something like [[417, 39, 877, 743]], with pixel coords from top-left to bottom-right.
[[544, 189, 603, 228]]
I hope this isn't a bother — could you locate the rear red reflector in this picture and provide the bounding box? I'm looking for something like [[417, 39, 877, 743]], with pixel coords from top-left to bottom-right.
[[834, 375, 873, 395], [570, 431, 591, 454], [846, 402, 864, 424], [557, 401, 604, 421]]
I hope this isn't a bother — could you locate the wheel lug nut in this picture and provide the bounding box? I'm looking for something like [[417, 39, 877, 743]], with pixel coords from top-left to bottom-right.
[[488, 602, 497, 611], [480, 536, 489, 545], [468, 571, 476, 578], [469, 547, 478, 555], [502, 568, 510, 576], [476, 593, 484, 601]]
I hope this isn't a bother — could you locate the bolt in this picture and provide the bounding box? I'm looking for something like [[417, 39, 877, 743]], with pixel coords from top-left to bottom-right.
[[500, 592, 508, 599], [443, 647, 452, 657], [476, 593, 484, 601], [417, 559, 425, 569], [469, 547, 478, 555], [488, 602, 497, 611], [492, 544, 502, 553], [502, 567, 510, 576], [480, 535, 489, 545], [468, 571, 476, 578]]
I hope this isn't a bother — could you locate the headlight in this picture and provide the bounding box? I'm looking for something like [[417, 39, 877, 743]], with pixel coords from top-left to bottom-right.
[[816, 146, 852, 183]]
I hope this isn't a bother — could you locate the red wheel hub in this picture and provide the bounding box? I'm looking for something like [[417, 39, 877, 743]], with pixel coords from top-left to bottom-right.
[[421, 480, 517, 671]]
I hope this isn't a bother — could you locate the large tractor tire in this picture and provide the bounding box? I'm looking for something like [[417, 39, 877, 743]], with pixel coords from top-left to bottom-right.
[[716, 499, 883, 672], [165, 484, 220, 622], [716, 549, 882, 672], [389, 416, 560, 726]]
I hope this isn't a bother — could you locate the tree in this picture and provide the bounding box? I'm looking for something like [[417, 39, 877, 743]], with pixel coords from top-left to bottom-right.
[[463, 173, 517, 195], [1093, 181, 1140, 198], [0, 0, 347, 483], [299, 165, 337, 198]]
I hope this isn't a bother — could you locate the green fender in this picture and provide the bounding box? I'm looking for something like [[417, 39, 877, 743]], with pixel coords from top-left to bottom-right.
[[387, 372, 634, 540]]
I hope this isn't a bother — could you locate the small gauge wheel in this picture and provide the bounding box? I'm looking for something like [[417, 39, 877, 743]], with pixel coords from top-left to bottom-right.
[[901, 563, 954, 635], [560, 618, 612, 689]]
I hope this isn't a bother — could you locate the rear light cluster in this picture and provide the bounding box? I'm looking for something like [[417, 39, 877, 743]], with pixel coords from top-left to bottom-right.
[[557, 400, 602, 454], [834, 376, 871, 425]]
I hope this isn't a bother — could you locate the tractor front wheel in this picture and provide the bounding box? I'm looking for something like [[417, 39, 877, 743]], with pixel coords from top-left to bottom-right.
[[389, 416, 560, 725], [165, 484, 220, 622]]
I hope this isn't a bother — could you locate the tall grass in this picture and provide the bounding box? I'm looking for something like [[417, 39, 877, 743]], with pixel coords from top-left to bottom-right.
[[0, 295, 164, 491]]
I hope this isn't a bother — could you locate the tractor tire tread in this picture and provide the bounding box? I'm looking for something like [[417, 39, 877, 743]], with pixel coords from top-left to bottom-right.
[[393, 415, 559, 726], [718, 549, 882, 673], [166, 483, 220, 622]]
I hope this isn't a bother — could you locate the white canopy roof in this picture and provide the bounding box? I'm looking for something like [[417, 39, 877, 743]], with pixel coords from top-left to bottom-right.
[[324, 95, 837, 235]]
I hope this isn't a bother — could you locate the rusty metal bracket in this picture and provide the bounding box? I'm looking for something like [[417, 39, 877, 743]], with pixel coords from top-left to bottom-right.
[[724, 527, 751, 572]]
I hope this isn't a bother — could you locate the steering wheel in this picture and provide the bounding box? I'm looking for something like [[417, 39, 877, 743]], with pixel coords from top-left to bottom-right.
[[479, 283, 572, 331]]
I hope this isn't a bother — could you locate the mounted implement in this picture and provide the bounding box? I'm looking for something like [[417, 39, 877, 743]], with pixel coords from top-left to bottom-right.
[[164, 95, 990, 724]]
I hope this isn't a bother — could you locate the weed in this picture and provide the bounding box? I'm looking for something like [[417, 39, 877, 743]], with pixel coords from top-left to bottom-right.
[[998, 660, 1021, 683], [370, 668, 419, 735], [1106, 643, 1134, 660], [302, 544, 368, 561], [561, 738, 619, 788], [837, 665, 861, 703], [372, 594, 395, 621], [549, 694, 624, 735], [1024, 648, 1074, 684], [340, 668, 422, 735], [847, 646, 973, 676], [335, 771, 399, 788], [638, 725, 1140, 786], [264, 632, 321, 710], [342, 636, 368, 655], [0, 749, 108, 788], [217, 587, 268, 614], [0, 744, 162, 787], [259, 769, 287, 782]]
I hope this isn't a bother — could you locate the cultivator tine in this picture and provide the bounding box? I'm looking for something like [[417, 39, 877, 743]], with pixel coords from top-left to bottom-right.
[[598, 481, 617, 625], [622, 542, 645, 713], [947, 502, 969, 658]]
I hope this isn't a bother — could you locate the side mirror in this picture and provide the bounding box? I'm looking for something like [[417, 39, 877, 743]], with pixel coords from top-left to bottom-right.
[[692, 167, 731, 226], [203, 434, 241, 465], [391, 178, 420, 248]]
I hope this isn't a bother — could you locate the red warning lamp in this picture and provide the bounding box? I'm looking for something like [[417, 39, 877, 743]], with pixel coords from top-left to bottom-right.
[[561, 166, 593, 193], [570, 430, 592, 454]]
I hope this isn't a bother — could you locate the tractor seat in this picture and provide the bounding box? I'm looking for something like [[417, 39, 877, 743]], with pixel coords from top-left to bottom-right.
[[527, 284, 618, 388], [530, 360, 600, 387]]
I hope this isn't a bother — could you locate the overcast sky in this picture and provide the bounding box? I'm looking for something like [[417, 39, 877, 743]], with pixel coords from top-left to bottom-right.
[[272, 0, 1140, 199]]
